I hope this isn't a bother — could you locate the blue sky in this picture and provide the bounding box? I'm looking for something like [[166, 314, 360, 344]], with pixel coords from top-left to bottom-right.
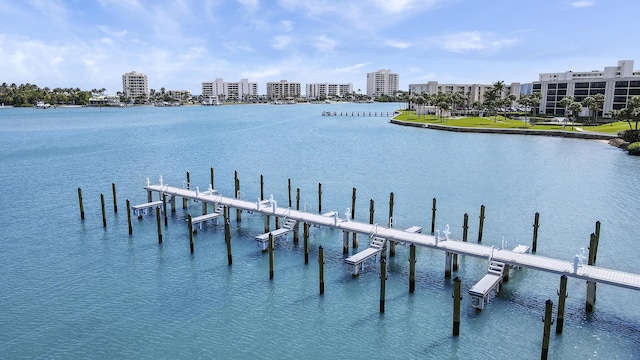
[[0, 0, 638, 95]]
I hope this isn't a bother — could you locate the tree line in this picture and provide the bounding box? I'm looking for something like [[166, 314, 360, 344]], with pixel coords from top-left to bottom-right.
[[0, 83, 105, 106]]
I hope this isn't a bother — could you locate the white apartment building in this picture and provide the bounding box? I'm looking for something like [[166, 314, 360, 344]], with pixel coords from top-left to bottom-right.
[[167, 90, 192, 101], [122, 71, 148, 100], [201, 78, 258, 101], [366, 69, 399, 97], [305, 83, 353, 99], [533, 60, 640, 116], [408, 81, 521, 106], [266, 80, 301, 100]]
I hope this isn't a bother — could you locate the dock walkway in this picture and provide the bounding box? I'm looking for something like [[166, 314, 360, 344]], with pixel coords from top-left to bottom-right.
[[144, 184, 640, 292]]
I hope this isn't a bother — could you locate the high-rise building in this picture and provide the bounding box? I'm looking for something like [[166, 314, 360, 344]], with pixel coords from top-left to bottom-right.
[[201, 78, 258, 101], [122, 71, 148, 100], [408, 81, 521, 106], [366, 69, 399, 97], [266, 80, 301, 100], [533, 60, 640, 115], [305, 83, 353, 99]]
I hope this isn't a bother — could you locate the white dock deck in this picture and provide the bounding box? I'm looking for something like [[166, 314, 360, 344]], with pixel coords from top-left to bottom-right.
[[255, 218, 297, 251], [344, 237, 386, 276], [131, 200, 164, 218], [145, 184, 640, 292]]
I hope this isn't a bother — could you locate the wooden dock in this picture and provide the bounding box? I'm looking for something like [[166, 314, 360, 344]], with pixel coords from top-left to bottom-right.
[[144, 183, 640, 292], [322, 111, 394, 117]]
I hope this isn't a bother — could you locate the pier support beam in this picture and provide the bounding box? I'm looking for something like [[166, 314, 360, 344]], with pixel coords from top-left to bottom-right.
[[188, 214, 194, 254], [342, 231, 349, 254], [162, 193, 168, 226], [503, 263, 510, 282], [409, 244, 416, 293], [318, 245, 325, 295], [224, 206, 232, 266], [478, 205, 485, 243], [369, 199, 375, 224], [112, 182, 118, 213], [269, 233, 274, 280], [288, 178, 292, 208], [234, 171, 242, 222], [126, 199, 132, 235], [445, 252, 452, 278], [380, 257, 387, 314], [183, 171, 190, 209], [260, 174, 264, 201], [453, 277, 461, 336], [532, 212, 540, 253], [77, 187, 85, 220], [431, 198, 436, 234], [156, 206, 162, 244], [453, 253, 459, 272], [586, 233, 598, 312], [541, 299, 554, 360], [352, 187, 358, 248], [593, 221, 601, 263], [170, 194, 176, 213], [100, 193, 107, 228], [556, 275, 568, 334], [210, 167, 214, 190], [462, 213, 468, 242], [388, 192, 395, 257], [318, 182, 322, 213], [304, 222, 309, 264], [264, 215, 270, 233]]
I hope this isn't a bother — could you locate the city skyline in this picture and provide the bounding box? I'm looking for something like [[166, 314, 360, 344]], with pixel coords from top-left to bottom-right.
[[1, 0, 638, 95]]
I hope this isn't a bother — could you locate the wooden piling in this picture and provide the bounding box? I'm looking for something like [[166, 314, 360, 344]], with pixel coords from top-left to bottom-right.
[[431, 198, 437, 234], [318, 182, 322, 213], [156, 206, 162, 244], [453, 253, 459, 272], [462, 213, 468, 242], [162, 193, 168, 226], [210, 167, 215, 189], [288, 178, 292, 208], [594, 221, 601, 263], [586, 232, 597, 312], [188, 214, 194, 254], [126, 199, 132, 235], [296, 188, 300, 211], [269, 233, 274, 280], [343, 231, 349, 254], [380, 257, 387, 313], [183, 171, 190, 209], [445, 252, 452, 278], [170, 193, 176, 213], [388, 192, 395, 257], [264, 215, 270, 233], [234, 171, 241, 222], [100, 193, 107, 228], [409, 244, 416, 293], [147, 189, 152, 202], [260, 174, 264, 201], [111, 182, 118, 213], [556, 275, 568, 334], [369, 199, 375, 224], [478, 205, 485, 243], [352, 187, 358, 248], [453, 276, 461, 336], [77, 187, 85, 220], [541, 299, 553, 360], [319, 245, 325, 295], [304, 222, 309, 264], [532, 212, 540, 253], [224, 206, 232, 266]]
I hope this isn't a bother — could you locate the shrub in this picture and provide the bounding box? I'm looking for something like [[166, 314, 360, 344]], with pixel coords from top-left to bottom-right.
[[627, 142, 640, 156], [620, 129, 640, 142]]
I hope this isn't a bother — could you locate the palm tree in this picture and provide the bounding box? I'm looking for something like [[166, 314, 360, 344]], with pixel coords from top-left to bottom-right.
[[593, 93, 605, 124], [559, 96, 575, 129], [568, 101, 583, 130], [582, 96, 596, 125], [415, 95, 425, 118]]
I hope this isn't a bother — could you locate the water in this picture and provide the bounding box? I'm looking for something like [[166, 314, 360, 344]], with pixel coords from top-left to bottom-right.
[[1, 103, 639, 359]]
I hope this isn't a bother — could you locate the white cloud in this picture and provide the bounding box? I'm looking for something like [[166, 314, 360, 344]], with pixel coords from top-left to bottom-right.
[[384, 39, 411, 49], [570, 1, 594, 7], [272, 35, 291, 50], [237, 0, 259, 12], [314, 35, 336, 52], [334, 63, 371, 72], [240, 67, 282, 80], [435, 31, 518, 52], [281, 20, 294, 32], [223, 41, 255, 53]]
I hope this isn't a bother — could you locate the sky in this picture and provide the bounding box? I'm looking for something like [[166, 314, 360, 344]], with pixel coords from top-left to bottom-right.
[[1, 0, 639, 95]]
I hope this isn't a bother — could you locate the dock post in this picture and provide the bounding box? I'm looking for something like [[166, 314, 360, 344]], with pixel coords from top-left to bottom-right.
[[453, 277, 461, 336], [478, 205, 485, 243], [147, 189, 152, 202], [541, 299, 554, 360], [126, 199, 132, 234], [275, 216, 280, 230], [431, 198, 437, 234], [112, 182, 118, 213], [586, 233, 597, 312], [188, 214, 194, 254], [156, 206, 162, 244], [388, 192, 395, 257], [288, 178, 292, 208], [170, 194, 176, 213], [162, 193, 167, 226], [369, 199, 375, 224], [269, 233, 274, 280], [352, 187, 358, 248], [293, 190, 300, 244], [343, 231, 349, 254], [445, 252, 452, 278], [260, 174, 264, 201], [100, 193, 107, 228], [202, 200, 207, 215], [264, 215, 270, 233], [210, 167, 214, 189], [594, 221, 601, 263], [224, 206, 232, 266], [319, 245, 325, 295], [296, 188, 300, 211], [235, 174, 242, 222], [318, 182, 322, 213], [556, 275, 568, 334], [183, 171, 190, 209], [462, 213, 468, 242], [503, 263, 510, 282], [409, 244, 416, 293], [453, 253, 459, 272], [532, 212, 540, 253], [78, 187, 85, 220], [304, 222, 309, 264], [380, 257, 387, 313]]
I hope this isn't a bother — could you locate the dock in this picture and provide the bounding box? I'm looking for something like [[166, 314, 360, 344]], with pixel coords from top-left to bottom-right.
[[144, 183, 640, 293], [255, 218, 297, 251], [131, 200, 163, 218], [322, 111, 394, 117]]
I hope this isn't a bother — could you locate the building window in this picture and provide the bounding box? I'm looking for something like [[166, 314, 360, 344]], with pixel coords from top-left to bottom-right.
[[589, 89, 605, 95], [590, 82, 606, 88], [630, 89, 640, 96], [615, 89, 628, 95], [616, 81, 629, 87], [557, 89, 567, 95], [630, 81, 640, 87], [558, 83, 568, 89], [574, 89, 588, 96], [575, 82, 589, 88], [533, 84, 541, 90], [614, 96, 628, 103], [548, 83, 557, 89]]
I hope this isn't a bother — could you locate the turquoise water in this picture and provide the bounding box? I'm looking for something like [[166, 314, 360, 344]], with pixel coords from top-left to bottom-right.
[[1, 103, 639, 359]]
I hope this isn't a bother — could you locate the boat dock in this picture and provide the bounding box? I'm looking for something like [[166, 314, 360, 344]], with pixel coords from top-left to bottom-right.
[[322, 111, 394, 117], [143, 182, 640, 293]]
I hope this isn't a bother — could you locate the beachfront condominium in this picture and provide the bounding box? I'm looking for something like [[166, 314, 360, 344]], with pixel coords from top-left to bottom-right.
[[533, 60, 640, 116], [366, 69, 399, 97], [408, 81, 521, 107], [201, 78, 258, 101], [122, 71, 148, 100], [266, 80, 301, 100], [305, 83, 353, 99]]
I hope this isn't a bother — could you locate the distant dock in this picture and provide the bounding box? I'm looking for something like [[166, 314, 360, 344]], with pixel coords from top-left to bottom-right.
[[322, 111, 395, 117]]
